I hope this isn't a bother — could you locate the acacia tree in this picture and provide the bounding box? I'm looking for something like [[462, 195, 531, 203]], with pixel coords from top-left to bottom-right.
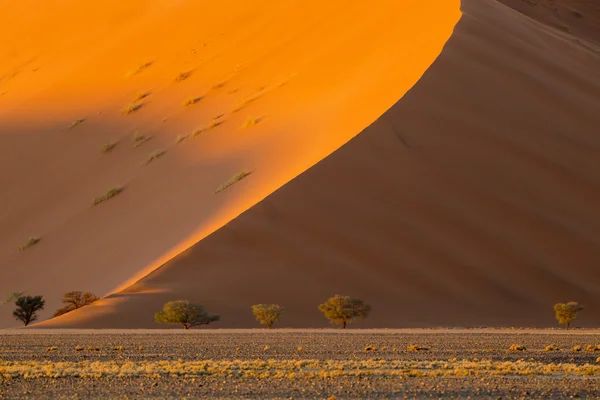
[[54, 291, 99, 317], [13, 295, 45, 326], [251, 304, 285, 329], [155, 300, 220, 329], [318, 295, 371, 329], [554, 302, 583, 330]]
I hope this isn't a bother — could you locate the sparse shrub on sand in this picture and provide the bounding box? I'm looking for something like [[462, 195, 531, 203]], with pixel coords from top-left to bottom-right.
[[508, 344, 526, 352], [133, 132, 151, 147], [12, 295, 45, 326], [135, 91, 151, 101], [251, 304, 285, 329], [184, 97, 202, 106], [154, 300, 219, 329], [175, 71, 192, 82], [75, 346, 83, 352], [586, 345, 597, 352], [318, 295, 371, 329], [364, 346, 377, 352], [573, 346, 582, 352], [128, 62, 152, 77], [192, 118, 224, 137], [554, 302, 583, 330], [19, 236, 40, 251], [46, 346, 57, 352], [100, 141, 117, 154], [53, 291, 99, 317], [144, 149, 167, 165], [408, 345, 430, 352], [545, 345, 560, 351], [263, 345, 270, 352], [114, 346, 123, 351], [240, 116, 262, 129], [175, 134, 188, 144], [92, 187, 124, 206], [214, 171, 251, 194], [124, 103, 143, 115], [66, 119, 85, 130]]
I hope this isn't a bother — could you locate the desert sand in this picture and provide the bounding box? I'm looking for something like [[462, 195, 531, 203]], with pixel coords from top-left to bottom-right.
[[0, 0, 460, 327], [2, 0, 600, 329]]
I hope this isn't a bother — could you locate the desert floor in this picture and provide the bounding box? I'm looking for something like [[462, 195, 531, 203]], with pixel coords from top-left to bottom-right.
[[1, 329, 600, 398]]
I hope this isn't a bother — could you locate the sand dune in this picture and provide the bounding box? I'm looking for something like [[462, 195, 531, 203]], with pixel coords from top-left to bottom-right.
[[36, 0, 600, 328], [0, 1, 460, 327]]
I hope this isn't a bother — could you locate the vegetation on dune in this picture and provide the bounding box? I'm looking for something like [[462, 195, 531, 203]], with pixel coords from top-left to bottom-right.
[[183, 96, 202, 106], [155, 300, 220, 329], [251, 304, 285, 329], [133, 131, 151, 147], [13, 295, 45, 326], [123, 103, 143, 115], [318, 295, 371, 329], [144, 149, 167, 165], [554, 302, 583, 330], [18, 236, 40, 251], [100, 141, 117, 154], [53, 291, 99, 317], [175, 71, 192, 82], [92, 187, 124, 206], [66, 119, 85, 130], [214, 171, 251, 194]]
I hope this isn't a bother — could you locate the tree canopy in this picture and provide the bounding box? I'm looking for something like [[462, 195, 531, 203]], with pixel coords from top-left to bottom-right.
[[13, 295, 45, 326], [251, 304, 285, 329], [554, 302, 583, 330], [54, 291, 99, 317], [318, 295, 371, 329], [155, 300, 220, 329]]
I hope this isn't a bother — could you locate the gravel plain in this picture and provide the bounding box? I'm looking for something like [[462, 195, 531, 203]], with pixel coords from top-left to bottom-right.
[[0, 329, 599, 399]]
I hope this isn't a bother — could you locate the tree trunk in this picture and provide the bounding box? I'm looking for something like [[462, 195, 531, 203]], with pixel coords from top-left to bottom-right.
[[566, 321, 569, 330], [183, 324, 189, 330], [342, 321, 347, 329]]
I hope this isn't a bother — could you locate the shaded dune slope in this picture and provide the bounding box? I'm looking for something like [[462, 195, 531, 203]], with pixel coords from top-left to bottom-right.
[[45, 0, 600, 328], [0, 1, 460, 326]]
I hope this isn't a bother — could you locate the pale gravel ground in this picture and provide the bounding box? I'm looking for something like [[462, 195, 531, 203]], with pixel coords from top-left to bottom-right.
[[1, 329, 600, 399]]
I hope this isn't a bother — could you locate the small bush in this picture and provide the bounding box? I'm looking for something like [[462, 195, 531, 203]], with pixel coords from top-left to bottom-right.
[[13, 295, 45, 326], [192, 118, 223, 137], [114, 346, 123, 351], [144, 150, 167, 165], [408, 345, 429, 352], [573, 346, 582, 352], [100, 142, 117, 154], [545, 345, 560, 351], [364, 346, 377, 352], [509, 345, 526, 352], [586, 345, 597, 352], [128, 62, 152, 77], [19, 237, 40, 251], [251, 304, 285, 329], [75, 346, 83, 351], [214, 171, 251, 194], [318, 295, 371, 329], [135, 92, 151, 101], [184, 97, 202, 106], [53, 291, 99, 317], [241, 117, 262, 129], [175, 134, 188, 144], [93, 187, 124, 206], [133, 132, 151, 148], [46, 346, 57, 352], [175, 71, 192, 82], [66, 119, 85, 130], [124, 103, 143, 115], [155, 300, 219, 329]]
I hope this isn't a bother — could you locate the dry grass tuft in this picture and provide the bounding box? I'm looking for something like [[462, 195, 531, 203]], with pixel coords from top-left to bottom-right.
[[240, 116, 262, 129], [573, 346, 582, 352], [114, 346, 123, 351], [509, 344, 526, 352], [586, 345, 597, 352], [75, 346, 83, 352], [133, 132, 151, 148], [144, 149, 167, 165], [46, 346, 57, 352], [192, 118, 223, 137], [364, 346, 377, 352], [545, 345, 560, 351], [66, 119, 85, 130], [100, 141, 117, 154], [183, 96, 203, 106], [175, 71, 192, 82], [19, 236, 40, 251], [263, 345, 270, 352], [135, 91, 151, 101], [214, 171, 252, 194], [408, 345, 430, 352], [124, 103, 143, 115], [175, 134, 189, 144], [128, 62, 152, 77], [92, 187, 124, 206]]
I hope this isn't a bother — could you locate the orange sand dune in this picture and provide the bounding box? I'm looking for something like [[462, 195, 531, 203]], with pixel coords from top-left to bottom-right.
[[40, 0, 600, 328], [0, 1, 460, 327]]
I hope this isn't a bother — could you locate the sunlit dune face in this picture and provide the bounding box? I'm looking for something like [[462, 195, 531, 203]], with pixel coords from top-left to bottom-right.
[[0, 0, 460, 326]]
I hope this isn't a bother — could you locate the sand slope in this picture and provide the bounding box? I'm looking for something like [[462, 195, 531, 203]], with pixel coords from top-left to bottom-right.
[[0, 1, 460, 327], [40, 0, 600, 329]]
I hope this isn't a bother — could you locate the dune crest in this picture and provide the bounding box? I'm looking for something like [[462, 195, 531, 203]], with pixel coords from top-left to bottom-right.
[[0, 1, 460, 327]]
